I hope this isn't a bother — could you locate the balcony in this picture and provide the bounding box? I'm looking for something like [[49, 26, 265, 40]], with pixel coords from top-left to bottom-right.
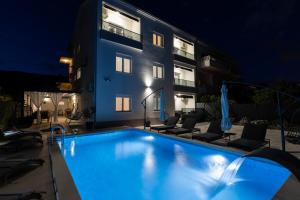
[[102, 20, 141, 42], [174, 93, 195, 113], [173, 48, 194, 60], [174, 78, 195, 87], [201, 55, 228, 71]]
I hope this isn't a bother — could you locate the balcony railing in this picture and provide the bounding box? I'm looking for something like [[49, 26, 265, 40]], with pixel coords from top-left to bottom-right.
[[173, 48, 194, 60], [174, 78, 195, 87], [201, 55, 228, 71], [175, 108, 195, 113], [101, 20, 141, 42]]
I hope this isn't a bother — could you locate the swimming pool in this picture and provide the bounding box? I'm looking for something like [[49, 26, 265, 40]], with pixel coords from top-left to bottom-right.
[[59, 129, 290, 200]]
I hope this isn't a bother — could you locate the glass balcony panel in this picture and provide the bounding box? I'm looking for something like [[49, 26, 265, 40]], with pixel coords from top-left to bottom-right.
[[102, 21, 141, 42], [174, 78, 195, 87], [173, 48, 194, 60]]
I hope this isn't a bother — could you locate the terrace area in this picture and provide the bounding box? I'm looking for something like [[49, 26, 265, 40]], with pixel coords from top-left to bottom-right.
[[0, 119, 299, 199]]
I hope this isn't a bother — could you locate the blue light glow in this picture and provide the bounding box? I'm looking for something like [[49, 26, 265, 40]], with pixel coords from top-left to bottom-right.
[[60, 129, 290, 200]]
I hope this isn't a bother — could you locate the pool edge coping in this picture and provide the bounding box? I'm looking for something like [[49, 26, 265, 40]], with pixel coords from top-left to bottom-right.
[[49, 141, 81, 200]]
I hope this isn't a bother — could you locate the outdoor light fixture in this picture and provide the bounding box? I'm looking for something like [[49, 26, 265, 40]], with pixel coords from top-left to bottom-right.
[[144, 77, 153, 88], [59, 57, 73, 66], [43, 95, 51, 102]]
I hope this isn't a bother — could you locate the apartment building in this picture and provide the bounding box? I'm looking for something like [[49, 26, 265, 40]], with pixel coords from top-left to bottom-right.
[[70, 0, 239, 126]]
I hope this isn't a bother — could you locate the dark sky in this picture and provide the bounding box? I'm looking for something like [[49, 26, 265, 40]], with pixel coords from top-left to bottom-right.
[[0, 0, 299, 82], [0, 0, 80, 75]]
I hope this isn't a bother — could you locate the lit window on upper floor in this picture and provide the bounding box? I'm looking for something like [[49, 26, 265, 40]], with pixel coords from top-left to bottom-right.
[[102, 3, 141, 42], [116, 54, 132, 74], [153, 63, 164, 79], [153, 32, 164, 47], [173, 35, 194, 60]]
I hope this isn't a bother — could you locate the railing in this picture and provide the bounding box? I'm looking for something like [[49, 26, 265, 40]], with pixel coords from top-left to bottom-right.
[[174, 78, 195, 87], [101, 20, 141, 42], [176, 108, 195, 113], [50, 124, 65, 146], [201, 55, 228, 71], [173, 48, 194, 60], [141, 88, 164, 129]]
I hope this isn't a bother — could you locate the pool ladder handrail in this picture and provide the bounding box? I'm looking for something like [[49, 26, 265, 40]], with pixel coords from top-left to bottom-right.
[[50, 124, 66, 146]]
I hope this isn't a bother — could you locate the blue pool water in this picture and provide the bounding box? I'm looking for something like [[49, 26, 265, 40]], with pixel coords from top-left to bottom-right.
[[59, 129, 290, 200]]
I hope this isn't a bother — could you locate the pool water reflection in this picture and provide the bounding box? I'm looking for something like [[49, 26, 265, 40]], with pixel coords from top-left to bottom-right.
[[59, 129, 290, 200]]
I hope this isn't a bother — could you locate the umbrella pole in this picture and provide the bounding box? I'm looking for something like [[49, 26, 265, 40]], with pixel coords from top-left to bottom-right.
[[143, 101, 146, 130], [276, 92, 286, 152]]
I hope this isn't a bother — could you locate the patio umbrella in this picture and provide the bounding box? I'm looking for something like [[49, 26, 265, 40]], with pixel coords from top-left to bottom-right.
[[159, 89, 166, 121], [221, 84, 232, 131]]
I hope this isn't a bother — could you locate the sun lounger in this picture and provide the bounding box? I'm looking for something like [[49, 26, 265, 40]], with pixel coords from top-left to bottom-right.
[[193, 120, 224, 142], [0, 137, 43, 152], [0, 191, 44, 200], [150, 116, 179, 133], [228, 123, 269, 151], [166, 118, 197, 135], [0, 158, 44, 185], [0, 130, 42, 140]]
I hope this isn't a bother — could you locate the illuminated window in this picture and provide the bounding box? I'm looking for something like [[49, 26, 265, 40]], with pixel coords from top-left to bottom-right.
[[153, 64, 164, 79], [173, 35, 194, 60], [115, 54, 132, 73], [116, 56, 123, 72], [116, 96, 131, 112], [123, 97, 130, 111], [123, 58, 131, 73], [153, 94, 160, 111], [102, 4, 141, 41], [115, 97, 123, 111], [153, 32, 164, 47]]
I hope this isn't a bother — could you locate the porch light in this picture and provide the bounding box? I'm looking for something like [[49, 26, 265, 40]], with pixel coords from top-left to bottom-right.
[[144, 76, 153, 87], [43, 95, 51, 102], [59, 57, 73, 66]]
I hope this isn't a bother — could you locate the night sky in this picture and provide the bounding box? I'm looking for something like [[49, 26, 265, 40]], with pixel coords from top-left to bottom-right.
[[0, 0, 299, 82]]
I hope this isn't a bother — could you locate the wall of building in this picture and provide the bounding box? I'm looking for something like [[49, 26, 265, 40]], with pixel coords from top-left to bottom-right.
[[72, 0, 99, 116], [72, 0, 240, 125], [95, 0, 176, 122]]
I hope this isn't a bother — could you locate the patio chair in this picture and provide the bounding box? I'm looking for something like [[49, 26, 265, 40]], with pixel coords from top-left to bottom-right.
[[0, 158, 44, 185], [0, 191, 44, 200], [150, 116, 179, 133], [65, 112, 83, 125], [192, 120, 224, 142], [166, 118, 197, 135], [228, 123, 270, 151]]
